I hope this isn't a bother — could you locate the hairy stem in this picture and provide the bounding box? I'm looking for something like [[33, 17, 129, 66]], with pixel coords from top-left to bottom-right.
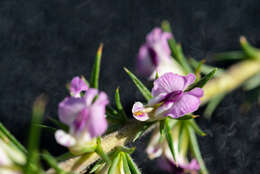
[[48, 59, 260, 174]]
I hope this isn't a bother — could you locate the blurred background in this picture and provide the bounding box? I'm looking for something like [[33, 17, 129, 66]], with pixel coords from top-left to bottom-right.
[[0, 0, 259, 173]]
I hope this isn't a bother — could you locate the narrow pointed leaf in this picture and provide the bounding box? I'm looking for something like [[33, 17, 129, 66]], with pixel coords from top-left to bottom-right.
[[161, 20, 192, 74], [240, 36, 260, 59], [24, 95, 47, 174], [187, 126, 208, 174], [48, 117, 69, 131], [108, 153, 120, 174], [124, 68, 152, 101], [90, 43, 103, 88], [0, 123, 27, 154], [243, 72, 260, 91], [204, 93, 225, 119], [164, 118, 176, 161], [133, 122, 154, 142], [89, 160, 105, 173], [188, 120, 206, 136], [115, 88, 128, 121], [56, 152, 74, 162], [96, 137, 111, 165], [42, 151, 66, 174], [122, 153, 131, 174], [125, 153, 142, 174], [215, 50, 247, 61], [174, 114, 198, 120], [186, 68, 217, 91], [189, 58, 224, 76]]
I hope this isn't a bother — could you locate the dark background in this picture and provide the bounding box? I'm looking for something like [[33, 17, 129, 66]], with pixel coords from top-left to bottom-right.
[[0, 0, 260, 173]]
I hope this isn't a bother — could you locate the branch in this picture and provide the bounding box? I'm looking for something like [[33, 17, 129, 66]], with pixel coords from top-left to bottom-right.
[[48, 59, 260, 174]]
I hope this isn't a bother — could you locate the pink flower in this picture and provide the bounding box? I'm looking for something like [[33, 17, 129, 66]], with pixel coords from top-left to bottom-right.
[[132, 73, 203, 121], [55, 88, 109, 154], [69, 76, 88, 97], [137, 28, 183, 80]]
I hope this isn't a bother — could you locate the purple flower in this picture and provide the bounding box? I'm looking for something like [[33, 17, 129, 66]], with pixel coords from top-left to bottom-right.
[[55, 88, 109, 153], [146, 122, 200, 174], [132, 73, 203, 121], [69, 76, 88, 97], [137, 28, 183, 80], [158, 157, 200, 174]]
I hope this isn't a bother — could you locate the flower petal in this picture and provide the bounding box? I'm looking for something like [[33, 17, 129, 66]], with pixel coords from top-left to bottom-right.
[[132, 102, 150, 121], [94, 91, 109, 106], [58, 97, 86, 125], [55, 129, 76, 147], [86, 105, 108, 138], [152, 73, 196, 97], [187, 87, 204, 97], [69, 76, 88, 97], [84, 88, 99, 106], [166, 93, 201, 118], [137, 44, 156, 76], [146, 129, 163, 159]]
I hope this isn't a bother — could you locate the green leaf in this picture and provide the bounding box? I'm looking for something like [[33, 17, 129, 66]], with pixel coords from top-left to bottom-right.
[[89, 160, 105, 173], [159, 120, 165, 137], [161, 20, 193, 74], [96, 137, 111, 165], [186, 68, 217, 91], [204, 93, 226, 119], [214, 51, 247, 61], [108, 153, 120, 174], [115, 88, 128, 121], [33, 124, 56, 132], [24, 95, 47, 174], [164, 118, 176, 162], [42, 151, 67, 174], [115, 146, 135, 154], [48, 117, 69, 132], [121, 153, 131, 174], [173, 114, 198, 120], [243, 72, 260, 91], [125, 153, 142, 174], [187, 125, 208, 174], [56, 152, 74, 162], [189, 58, 224, 76], [188, 119, 206, 136], [133, 122, 154, 142], [0, 122, 27, 154], [240, 36, 260, 59], [124, 68, 152, 101], [90, 43, 103, 89]]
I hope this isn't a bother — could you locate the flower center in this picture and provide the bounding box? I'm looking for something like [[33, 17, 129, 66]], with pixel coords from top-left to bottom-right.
[[148, 47, 158, 66], [133, 110, 145, 117], [161, 90, 183, 103]]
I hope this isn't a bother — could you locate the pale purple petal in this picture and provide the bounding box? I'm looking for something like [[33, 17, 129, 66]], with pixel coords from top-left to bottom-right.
[[72, 108, 89, 133], [93, 91, 109, 106], [152, 73, 196, 97], [152, 73, 187, 96], [86, 105, 107, 138], [184, 159, 200, 170], [183, 73, 196, 89], [84, 88, 99, 106], [154, 102, 174, 119], [137, 45, 156, 76], [166, 93, 201, 118], [146, 129, 163, 159], [58, 97, 86, 125], [147, 93, 167, 106], [187, 87, 204, 97], [55, 129, 76, 147], [69, 76, 88, 97], [132, 102, 150, 121]]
